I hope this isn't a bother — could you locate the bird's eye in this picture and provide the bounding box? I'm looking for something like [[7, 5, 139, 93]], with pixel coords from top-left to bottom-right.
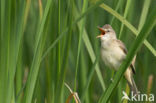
[[107, 29, 110, 32]]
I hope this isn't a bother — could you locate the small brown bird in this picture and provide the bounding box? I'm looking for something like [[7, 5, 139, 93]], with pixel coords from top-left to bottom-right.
[[97, 24, 138, 94]]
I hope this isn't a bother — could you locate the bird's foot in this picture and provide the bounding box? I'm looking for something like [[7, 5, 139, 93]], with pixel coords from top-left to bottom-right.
[[110, 78, 114, 82]]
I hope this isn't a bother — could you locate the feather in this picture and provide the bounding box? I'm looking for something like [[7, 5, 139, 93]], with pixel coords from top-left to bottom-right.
[[116, 40, 136, 74]]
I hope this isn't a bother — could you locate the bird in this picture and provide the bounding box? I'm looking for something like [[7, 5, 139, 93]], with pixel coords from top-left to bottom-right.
[[97, 24, 138, 94]]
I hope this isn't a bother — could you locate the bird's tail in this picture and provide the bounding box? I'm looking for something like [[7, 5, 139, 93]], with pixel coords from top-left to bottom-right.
[[128, 76, 138, 95], [124, 69, 138, 95]]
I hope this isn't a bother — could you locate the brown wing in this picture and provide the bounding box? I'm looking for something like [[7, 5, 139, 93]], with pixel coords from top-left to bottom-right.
[[116, 40, 128, 54], [130, 55, 136, 74], [130, 64, 136, 74], [116, 40, 136, 74]]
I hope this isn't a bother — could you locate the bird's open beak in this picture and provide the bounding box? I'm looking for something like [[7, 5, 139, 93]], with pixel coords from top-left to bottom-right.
[[96, 35, 103, 38], [96, 26, 105, 38]]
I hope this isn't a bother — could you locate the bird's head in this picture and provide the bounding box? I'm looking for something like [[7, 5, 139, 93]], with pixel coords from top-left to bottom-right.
[[97, 24, 116, 41]]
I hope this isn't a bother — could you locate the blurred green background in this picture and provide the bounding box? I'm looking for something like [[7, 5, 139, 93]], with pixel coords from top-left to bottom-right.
[[0, 0, 156, 103]]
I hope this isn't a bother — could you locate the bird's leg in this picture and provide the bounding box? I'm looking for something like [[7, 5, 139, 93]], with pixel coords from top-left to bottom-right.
[[110, 70, 116, 82], [110, 78, 114, 82]]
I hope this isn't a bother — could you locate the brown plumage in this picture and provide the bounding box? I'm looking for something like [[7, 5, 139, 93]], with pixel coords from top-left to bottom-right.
[[97, 24, 138, 94]]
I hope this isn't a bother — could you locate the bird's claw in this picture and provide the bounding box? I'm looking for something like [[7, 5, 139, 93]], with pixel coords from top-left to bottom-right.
[[110, 78, 114, 82]]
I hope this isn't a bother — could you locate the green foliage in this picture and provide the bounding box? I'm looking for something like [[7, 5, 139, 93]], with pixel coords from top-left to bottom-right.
[[98, 7, 156, 103]]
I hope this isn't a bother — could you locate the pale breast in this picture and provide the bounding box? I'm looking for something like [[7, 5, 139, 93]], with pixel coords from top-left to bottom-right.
[[101, 43, 126, 71]]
